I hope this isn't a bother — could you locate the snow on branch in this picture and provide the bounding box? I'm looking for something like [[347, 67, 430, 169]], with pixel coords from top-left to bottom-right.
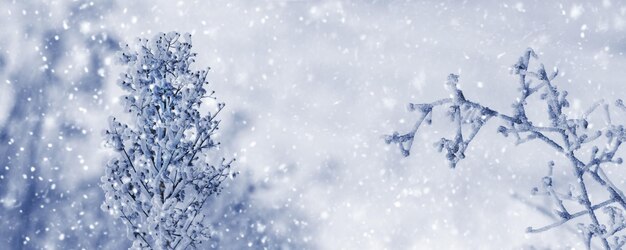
[[387, 48, 626, 249], [101, 32, 235, 249]]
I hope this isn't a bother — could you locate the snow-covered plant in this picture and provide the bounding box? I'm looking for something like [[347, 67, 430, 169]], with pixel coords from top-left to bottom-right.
[[101, 32, 234, 249], [386, 48, 626, 249]]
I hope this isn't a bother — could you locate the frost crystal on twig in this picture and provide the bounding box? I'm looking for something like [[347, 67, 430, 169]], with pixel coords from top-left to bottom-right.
[[387, 48, 626, 249]]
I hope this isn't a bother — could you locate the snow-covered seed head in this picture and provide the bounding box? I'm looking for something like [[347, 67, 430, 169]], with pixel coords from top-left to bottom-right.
[[101, 31, 234, 248], [446, 74, 459, 88], [592, 146, 599, 155]]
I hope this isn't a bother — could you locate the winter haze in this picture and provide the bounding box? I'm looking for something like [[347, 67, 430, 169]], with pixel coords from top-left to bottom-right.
[[1, 1, 626, 249]]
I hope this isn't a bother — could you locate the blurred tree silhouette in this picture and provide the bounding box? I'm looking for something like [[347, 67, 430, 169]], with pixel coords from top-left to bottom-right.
[[0, 1, 128, 249]]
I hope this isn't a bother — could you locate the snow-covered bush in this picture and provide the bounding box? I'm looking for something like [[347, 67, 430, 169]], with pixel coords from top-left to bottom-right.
[[386, 48, 626, 249], [101, 32, 234, 249]]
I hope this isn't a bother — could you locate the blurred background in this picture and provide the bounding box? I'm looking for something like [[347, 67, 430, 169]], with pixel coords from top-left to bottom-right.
[[2, 1, 626, 249]]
